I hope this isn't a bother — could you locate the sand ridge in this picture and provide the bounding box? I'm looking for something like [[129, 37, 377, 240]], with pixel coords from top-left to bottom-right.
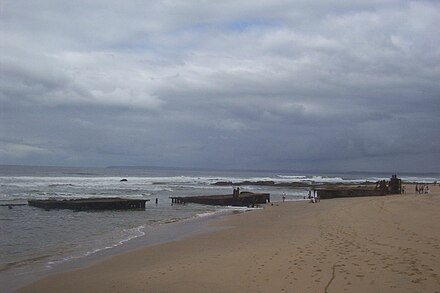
[[16, 184, 440, 293]]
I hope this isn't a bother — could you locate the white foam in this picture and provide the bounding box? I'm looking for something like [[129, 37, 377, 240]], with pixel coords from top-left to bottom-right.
[[195, 211, 221, 218], [195, 206, 260, 219], [46, 225, 146, 268], [277, 175, 307, 179]]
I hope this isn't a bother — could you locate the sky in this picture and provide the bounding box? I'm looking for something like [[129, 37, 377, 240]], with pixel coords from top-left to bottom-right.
[[0, 0, 439, 172]]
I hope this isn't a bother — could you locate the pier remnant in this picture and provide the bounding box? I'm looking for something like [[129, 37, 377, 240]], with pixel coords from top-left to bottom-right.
[[170, 191, 270, 207], [28, 198, 149, 211], [315, 188, 384, 200], [0, 203, 27, 207], [315, 175, 402, 199]]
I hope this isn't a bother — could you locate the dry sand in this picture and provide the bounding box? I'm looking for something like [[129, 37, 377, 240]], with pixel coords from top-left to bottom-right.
[[16, 184, 440, 293]]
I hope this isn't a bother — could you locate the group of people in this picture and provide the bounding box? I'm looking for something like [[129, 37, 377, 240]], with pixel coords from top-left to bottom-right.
[[415, 183, 430, 194], [308, 190, 320, 203], [232, 187, 240, 198]]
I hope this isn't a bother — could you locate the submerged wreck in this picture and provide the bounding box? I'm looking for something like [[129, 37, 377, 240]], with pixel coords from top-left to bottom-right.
[[28, 197, 149, 211], [170, 190, 270, 207]]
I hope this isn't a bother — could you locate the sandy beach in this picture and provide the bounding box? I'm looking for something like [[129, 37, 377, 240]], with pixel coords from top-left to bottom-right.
[[16, 184, 440, 293]]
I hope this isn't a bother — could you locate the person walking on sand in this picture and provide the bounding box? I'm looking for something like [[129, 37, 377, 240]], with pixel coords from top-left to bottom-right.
[[282, 192, 286, 202]]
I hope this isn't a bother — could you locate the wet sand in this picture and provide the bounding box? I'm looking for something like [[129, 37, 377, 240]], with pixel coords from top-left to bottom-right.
[[16, 184, 440, 293]]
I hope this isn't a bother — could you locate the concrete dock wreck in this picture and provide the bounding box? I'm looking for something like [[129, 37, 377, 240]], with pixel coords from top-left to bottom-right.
[[28, 197, 149, 211], [170, 189, 270, 207]]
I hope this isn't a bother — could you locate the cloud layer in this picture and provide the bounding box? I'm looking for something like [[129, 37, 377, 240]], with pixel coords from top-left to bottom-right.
[[1, 1, 439, 172]]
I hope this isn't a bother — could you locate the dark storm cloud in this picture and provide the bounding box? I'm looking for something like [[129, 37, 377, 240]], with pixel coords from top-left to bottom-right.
[[1, 0, 439, 171]]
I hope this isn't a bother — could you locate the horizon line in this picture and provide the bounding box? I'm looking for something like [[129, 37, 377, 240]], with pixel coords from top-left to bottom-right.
[[0, 164, 438, 175]]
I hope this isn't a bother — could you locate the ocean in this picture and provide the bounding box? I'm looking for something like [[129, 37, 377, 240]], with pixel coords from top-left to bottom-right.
[[1, 165, 438, 291]]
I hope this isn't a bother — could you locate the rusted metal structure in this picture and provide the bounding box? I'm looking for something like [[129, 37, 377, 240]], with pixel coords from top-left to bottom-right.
[[315, 175, 402, 200], [315, 188, 384, 200], [389, 174, 402, 194], [374, 174, 402, 195], [170, 192, 270, 207], [28, 198, 149, 211]]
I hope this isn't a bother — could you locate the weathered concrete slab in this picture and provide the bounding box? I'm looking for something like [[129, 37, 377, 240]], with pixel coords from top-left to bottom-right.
[[28, 198, 149, 210], [170, 192, 270, 207]]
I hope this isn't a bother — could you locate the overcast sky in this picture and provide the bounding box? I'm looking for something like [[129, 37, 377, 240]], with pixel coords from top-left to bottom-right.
[[1, 0, 439, 172]]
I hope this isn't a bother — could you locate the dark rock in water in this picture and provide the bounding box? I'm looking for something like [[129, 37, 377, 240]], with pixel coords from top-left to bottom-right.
[[212, 180, 275, 186], [212, 180, 310, 188], [212, 181, 233, 186], [120, 179, 128, 182]]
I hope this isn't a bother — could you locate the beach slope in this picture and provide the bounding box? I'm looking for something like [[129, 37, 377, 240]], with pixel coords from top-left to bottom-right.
[[16, 185, 440, 293]]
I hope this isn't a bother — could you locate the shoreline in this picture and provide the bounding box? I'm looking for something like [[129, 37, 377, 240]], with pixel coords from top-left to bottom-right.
[[3, 207, 254, 293], [15, 184, 440, 292]]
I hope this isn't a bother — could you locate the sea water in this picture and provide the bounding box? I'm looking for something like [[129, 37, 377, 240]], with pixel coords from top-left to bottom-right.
[[0, 165, 438, 291]]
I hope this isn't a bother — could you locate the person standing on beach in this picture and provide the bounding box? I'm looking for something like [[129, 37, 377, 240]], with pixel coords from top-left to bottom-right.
[[282, 192, 286, 202]]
